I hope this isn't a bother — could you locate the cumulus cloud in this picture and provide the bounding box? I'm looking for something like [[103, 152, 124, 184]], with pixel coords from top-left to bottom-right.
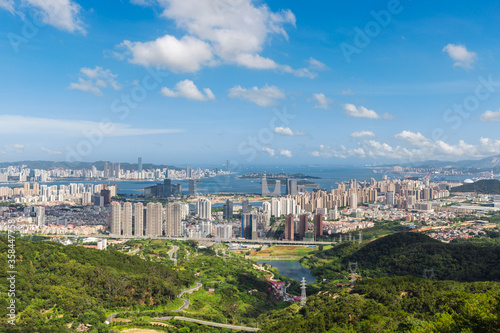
[[228, 84, 285, 106], [311, 137, 500, 161], [40, 147, 62, 155], [1, 0, 85, 34], [121, 35, 214, 73], [311, 93, 333, 109], [0, 115, 184, 137], [161, 80, 215, 101], [262, 147, 275, 157], [123, 0, 314, 77], [350, 131, 375, 138], [343, 103, 393, 119], [273, 127, 306, 136], [69, 66, 121, 96], [394, 131, 430, 146], [443, 44, 477, 69], [280, 149, 293, 158], [479, 109, 500, 122]]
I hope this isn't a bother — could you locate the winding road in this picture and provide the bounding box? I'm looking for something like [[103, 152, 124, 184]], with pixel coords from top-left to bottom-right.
[[173, 282, 202, 312]]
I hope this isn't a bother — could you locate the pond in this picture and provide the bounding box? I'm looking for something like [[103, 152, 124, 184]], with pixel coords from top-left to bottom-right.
[[256, 260, 316, 283]]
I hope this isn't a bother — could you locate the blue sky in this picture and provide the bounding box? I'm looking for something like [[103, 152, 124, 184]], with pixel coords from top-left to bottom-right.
[[1, 0, 500, 166]]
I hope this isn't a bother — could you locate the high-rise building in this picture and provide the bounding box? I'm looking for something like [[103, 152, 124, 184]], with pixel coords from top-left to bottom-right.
[[100, 189, 111, 205], [122, 202, 133, 236], [189, 179, 196, 196], [35, 206, 45, 227], [215, 224, 232, 239], [186, 166, 192, 179], [114, 163, 120, 178], [299, 214, 308, 239], [134, 202, 144, 236], [163, 179, 172, 197], [146, 202, 163, 237], [242, 198, 251, 214], [110, 202, 121, 235], [223, 199, 233, 219], [241, 213, 253, 239], [226, 160, 230, 172], [285, 214, 294, 241], [172, 183, 182, 197], [286, 179, 298, 196], [196, 198, 211, 220], [314, 214, 323, 239], [386, 191, 395, 206], [138, 157, 142, 173], [350, 193, 358, 209], [165, 202, 182, 236]]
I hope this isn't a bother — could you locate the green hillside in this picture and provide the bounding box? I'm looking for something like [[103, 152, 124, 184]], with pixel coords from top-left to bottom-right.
[[302, 232, 500, 282], [260, 276, 500, 332], [0, 237, 193, 332]]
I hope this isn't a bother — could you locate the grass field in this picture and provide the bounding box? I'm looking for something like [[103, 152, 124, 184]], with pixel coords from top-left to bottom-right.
[[236, 245, 333, 257]]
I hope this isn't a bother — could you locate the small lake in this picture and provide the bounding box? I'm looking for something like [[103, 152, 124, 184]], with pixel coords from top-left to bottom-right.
[[256, 260, 315, 283]]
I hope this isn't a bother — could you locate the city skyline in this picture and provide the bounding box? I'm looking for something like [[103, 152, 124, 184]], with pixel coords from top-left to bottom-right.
[[2, 1, 500, 165]]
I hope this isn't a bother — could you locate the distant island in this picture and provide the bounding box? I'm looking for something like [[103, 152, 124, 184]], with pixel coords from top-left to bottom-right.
[[451, 179, 500, 194], [239, 172, 320, 187]]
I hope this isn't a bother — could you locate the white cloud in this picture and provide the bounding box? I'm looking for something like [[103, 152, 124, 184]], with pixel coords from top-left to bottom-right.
[[0, 115, 184, 137], [1, 0, 85, 34], [311, 137, 500, 161], [161, 80, 215, 101], [69, 66, 121, 96], [311, 93, 332, 109], [307, 57, 327, 71], [262, 147, 275, 157], [124, 0, 312, 77], [121, 35, 214, 73], [280, 149, 293, 158], [40, 147, 62, 155], [442, 44, 477, 69], [12, 143, 25, 150], [343, 103, 392, 119], [394, 131, 430, 146], [228, 84, 285, 107], [479, 109, 500, 122], [350, 131, 375, 138], [273, 127, 306, 136], [341, 89, 354, 95], [0, 0, 15, 14]]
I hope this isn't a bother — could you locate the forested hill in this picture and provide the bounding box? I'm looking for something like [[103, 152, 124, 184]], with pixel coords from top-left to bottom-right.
[[0, 237, 193, 332], [260, 276, 500, 332], [345, 232, 500, 281], [450, 179, 500, 194], [304, 232, 500, 282]]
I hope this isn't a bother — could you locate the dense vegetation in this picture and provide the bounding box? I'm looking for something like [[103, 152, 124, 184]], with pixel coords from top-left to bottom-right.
[[260, 276, 500, 332], [450, 179, 500, 194], [0, 236, 193, 332], [302, 232, 500, 283]]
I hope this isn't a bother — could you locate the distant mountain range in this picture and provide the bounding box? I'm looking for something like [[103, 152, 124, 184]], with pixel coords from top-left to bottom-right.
[[0, 160, 181, 171]]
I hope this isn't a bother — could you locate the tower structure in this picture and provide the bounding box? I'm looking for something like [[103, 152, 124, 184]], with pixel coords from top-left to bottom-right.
[[300, 277, 307, 306]]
